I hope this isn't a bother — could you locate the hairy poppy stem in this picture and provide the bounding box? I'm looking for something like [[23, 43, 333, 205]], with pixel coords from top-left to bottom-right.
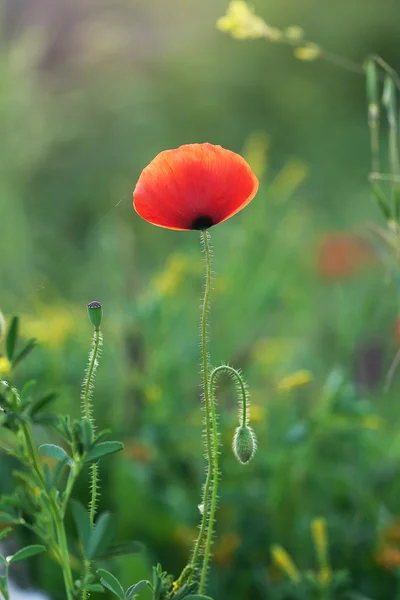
[[189, 230, 215, 580], [199, 374, 220, 592], [81, 327, 102, 600]]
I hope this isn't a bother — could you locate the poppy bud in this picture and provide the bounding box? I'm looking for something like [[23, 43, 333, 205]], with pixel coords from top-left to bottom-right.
[[87, 301, 103, 330], [233, 425, 257, 464], [0, 311, 5, 342]]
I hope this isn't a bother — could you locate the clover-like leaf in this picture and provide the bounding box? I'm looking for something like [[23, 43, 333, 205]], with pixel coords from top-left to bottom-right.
[[125, 581, 150, 599], [84, 441, 124, 463], [98, 569, 124, 599], [7, 545, 46, 564]]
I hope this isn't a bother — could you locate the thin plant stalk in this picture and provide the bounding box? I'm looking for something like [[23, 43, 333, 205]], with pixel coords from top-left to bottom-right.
[[190, 230, 215, 576], [21, 424, 75, 600], [81, 327, 102, 600], [199, 378, 219, 592]]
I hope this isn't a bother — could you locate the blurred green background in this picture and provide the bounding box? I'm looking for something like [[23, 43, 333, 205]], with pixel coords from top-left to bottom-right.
[[2, 0, 400, 598]]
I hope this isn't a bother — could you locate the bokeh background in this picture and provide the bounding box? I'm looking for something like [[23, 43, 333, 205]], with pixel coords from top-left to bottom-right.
[[2, 0, 400, 598]]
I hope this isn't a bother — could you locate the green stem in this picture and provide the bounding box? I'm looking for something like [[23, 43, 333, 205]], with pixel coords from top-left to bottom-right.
[[22, 424, 74, 600], [189, 231, 214, 574], [198, 365, 247, 591], [82, 330, 101, 424], [209, 365, 248, 426], [89, 462, 99, 526], [82, 329, 102, 599], [1, 563, 10, 600], [199, 377, 219, 593]]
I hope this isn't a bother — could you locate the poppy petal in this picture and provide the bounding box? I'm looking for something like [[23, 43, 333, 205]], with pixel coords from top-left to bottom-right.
[[133, 143, 259, 230]]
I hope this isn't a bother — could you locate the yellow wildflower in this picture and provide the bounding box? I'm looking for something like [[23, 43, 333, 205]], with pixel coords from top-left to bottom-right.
[[171, 581, 180, 593], [294, 43, 321, 61], [217, 1, 281, 41], [360, 415, 384, 430], [271, 545, 301, 583], [242, 131, 269, 179], [0, 357, 12, 377], [284, 26, 304, 40], [311, 518, 331, 586], [250, 404, 265, 423], [272, 160, 309, 200], [277, 370, 313, 393], [144, 383, 162, 404], [24, 307, 74, 348], [252, 338, 294, 367], [152, 253, 191, 297]]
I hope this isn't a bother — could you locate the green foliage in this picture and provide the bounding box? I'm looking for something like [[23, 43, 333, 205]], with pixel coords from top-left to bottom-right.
[[2, 2, 400, 600]]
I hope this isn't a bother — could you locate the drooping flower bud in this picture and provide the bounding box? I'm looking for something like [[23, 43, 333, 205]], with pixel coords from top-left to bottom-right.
[[87, 301, 103, 330], [233, 425, 257, 464]]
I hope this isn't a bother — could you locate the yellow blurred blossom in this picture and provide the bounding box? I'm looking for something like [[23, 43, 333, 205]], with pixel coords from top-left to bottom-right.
[[319, 566, 332, 585], [152, 253, 192, 297], [277, 370, 313, 393], [284, 26, 304, 40], [242, 131, 269, 179], [294, 43, 321, 61], [144, 383, 162, 404], [217, 1, 281, 41], [0, 357, 12, 377], [214, 532, 241, 566], [360, 415, 384, 430], [311, 518, 331, 585], [271, 545, 301, 583], [24, 307, 74, 348], [271, 159, 309, 201], [171, 581, 180, 594], [250, 404, 265, 423], [252, 338, 295, 368]]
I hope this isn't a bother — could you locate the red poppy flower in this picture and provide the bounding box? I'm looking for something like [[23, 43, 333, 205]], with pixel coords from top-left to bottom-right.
[[133, 143, 259, 230]]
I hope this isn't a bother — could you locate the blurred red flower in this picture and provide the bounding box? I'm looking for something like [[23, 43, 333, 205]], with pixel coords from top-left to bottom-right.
[[133, 143, 259, 230], [316, 232, 376, 280]]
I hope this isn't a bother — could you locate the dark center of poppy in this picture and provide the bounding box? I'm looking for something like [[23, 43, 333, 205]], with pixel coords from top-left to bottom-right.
[[191, 215, 214, 230]]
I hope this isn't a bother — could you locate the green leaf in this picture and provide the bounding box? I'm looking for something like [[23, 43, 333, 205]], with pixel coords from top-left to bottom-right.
[[81, 420, 94, 449], [21, 380, 36, 405], [371, 184, 392, 220], [52, 457, 70, 486], [87, 584, 105, 593], [0, 527, 12, 541], [0, 554, 6, 566], [87, 512, 115, 559], [39, 444, 71, 464], [97, 569, 125, 599], [31, 413, 58, 426], [29, 392, 57, 416], [8, 545, 46, 564], [71, 501, 91, 555], [85, 441, 124, 463], [0, 512, 18, 524], [98, 540, 144, 559], [43, 464, 53, 490], [126, 581, 150, 599], [12, 338, 37, 368], [6, 316, 19, 361]]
